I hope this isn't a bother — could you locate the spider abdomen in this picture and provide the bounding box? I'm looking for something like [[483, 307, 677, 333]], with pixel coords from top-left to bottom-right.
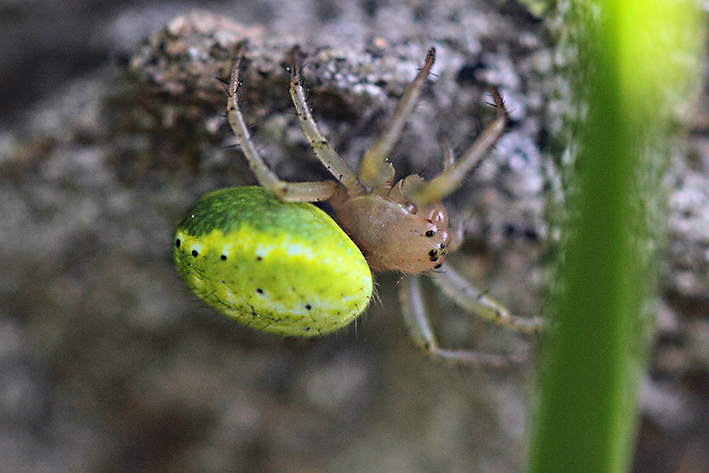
[[174, 186, 373, 336]]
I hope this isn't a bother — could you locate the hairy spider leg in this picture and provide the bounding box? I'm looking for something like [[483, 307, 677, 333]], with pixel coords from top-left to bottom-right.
[[399, 273, 527, 367], [428, 263, 546, 333], [357, 48, 437, 190], [289, 61, 365, 198], [227, 44, 339, 202], [401, 88, 507, 206]]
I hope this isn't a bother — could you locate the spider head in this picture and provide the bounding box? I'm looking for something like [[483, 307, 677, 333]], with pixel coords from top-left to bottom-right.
[[391, 199, 451, 272], [420, 202, 451, 269], [378, 177, 451, 272], [335, 183, 451, 274]]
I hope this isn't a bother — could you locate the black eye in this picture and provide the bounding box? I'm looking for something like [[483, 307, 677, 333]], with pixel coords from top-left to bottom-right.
[[439, 243, 445, 249], [428, 249, 437, 257], [425, 230, 436, 237], [434, 263, 443, 269]]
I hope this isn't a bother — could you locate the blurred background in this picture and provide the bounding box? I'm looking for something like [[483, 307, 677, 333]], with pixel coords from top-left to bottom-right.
[[1, 0, 708, 472]]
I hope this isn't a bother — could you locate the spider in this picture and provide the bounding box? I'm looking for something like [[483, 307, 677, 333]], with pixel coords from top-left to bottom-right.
[[174, 44, 544, 366]]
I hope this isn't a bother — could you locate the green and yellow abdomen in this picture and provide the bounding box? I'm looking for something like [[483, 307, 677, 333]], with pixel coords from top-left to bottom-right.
[[174, 186, 373, 337]]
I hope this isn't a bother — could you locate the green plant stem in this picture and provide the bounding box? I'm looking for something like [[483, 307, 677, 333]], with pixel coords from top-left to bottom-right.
[[528, 1, 705, 472]]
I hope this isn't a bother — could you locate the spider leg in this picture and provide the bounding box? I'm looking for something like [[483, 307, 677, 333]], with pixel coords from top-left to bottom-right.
[[227, 44, 338, 202], [398, 273, 527, 367], [427, 263, 546, 333], [401, 88, 507, 206], [358, 48, 437, 189], [440, 136, 465, 251], [289, 63, 365, 197]]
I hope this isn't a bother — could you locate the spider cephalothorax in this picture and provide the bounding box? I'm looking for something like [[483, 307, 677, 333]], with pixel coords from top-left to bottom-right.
[[334, 185, 451, 273]]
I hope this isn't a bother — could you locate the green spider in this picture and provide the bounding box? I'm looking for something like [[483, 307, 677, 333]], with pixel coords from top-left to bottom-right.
[[175, 44, 543, 366]]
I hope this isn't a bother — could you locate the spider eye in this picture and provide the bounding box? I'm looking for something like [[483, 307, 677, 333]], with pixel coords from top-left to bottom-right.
[[425, 230, 436, 237], [428, 249, 437, 257]]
